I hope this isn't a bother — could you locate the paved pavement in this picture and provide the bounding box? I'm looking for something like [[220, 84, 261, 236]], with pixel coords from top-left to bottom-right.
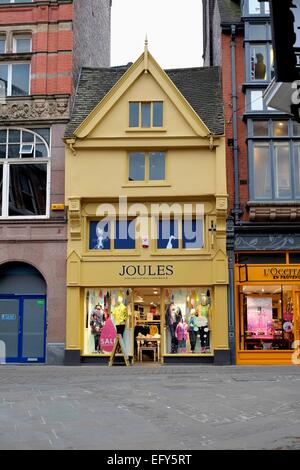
[[0, 365, 300, 450]]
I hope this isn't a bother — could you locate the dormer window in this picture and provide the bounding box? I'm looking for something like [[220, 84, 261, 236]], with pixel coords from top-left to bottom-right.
[[129, 101, 163, 128]]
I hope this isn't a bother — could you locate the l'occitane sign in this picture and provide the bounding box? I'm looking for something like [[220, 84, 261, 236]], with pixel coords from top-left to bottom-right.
[[240, 265, 300, 282]]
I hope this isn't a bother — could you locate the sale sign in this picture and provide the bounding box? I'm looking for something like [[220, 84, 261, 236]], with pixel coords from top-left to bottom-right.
[[100, 318, 117, 353]]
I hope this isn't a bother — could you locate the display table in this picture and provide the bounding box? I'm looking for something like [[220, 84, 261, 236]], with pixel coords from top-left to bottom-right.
[[136, 335, 161, 362]]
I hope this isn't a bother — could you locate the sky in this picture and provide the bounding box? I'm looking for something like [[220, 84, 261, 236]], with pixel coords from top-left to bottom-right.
[[111, 0, 203, 69]]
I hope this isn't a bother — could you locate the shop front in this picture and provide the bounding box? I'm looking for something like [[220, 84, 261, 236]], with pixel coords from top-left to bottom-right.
[[235, 254, 300, 365], [66, 257, 229, 365]]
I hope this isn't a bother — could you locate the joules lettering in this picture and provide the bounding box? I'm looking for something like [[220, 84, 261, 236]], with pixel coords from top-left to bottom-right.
[[119, 264, 174, 277]]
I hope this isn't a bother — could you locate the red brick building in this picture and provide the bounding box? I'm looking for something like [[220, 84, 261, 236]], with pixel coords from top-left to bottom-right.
[[0, 0, 111, 364], [203, 0, 300, 365]]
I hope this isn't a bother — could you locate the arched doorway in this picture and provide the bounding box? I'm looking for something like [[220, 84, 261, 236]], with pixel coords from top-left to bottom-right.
[[0, 262, 47, 363]]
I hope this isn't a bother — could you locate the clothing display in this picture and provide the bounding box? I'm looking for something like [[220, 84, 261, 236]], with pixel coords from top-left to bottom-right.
[[175, 320, 188, 353], [112, 302, 128, 326]]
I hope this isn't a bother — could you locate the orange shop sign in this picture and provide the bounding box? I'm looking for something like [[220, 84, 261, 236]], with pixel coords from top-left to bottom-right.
[[238, 265, 300, 282]]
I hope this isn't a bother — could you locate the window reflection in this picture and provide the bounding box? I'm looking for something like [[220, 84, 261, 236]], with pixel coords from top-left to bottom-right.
[[9, 164, 47, 216]]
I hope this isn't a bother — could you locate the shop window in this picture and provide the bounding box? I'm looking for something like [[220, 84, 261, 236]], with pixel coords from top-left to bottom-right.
[[129, 101, 163, 128], [157, 218, 204, 251], [165, 288, 212, 355], [239, 286, 295, 352], [84, 288, 133, 356], [89, 219, 136, 251], [89, 220, 111, 250], [114, 219, 136, 250], [182, 218, 204, 249], [0, 128, 50, 218], [157, 219, 179, 249], [128, 152, 166, 182]]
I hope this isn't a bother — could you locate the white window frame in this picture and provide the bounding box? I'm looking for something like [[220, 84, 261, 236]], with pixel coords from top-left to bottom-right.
[[0, 34, 6, 54], [0, 62, 31, 96], [0, 127, 51, 220], [12, 34, 32, 54]]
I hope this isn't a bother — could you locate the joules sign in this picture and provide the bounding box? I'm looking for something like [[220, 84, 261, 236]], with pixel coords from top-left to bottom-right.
[[119, 264, 174, 278]]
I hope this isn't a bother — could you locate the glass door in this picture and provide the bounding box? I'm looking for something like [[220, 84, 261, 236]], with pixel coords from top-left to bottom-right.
[[21, 297, 47, 363], [0, 295, 46, 363], [0, 298, 20, 362]]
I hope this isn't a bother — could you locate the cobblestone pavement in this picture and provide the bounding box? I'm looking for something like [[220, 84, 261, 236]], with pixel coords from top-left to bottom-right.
[[0, 365, 300, 450]]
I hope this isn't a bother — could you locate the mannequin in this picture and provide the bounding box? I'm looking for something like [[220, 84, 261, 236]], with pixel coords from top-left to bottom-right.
[[165, 303, 181, 353], [175, 317, 188, 353], [188, 308, 198, 353], [112, 295, 128, 336], [196, 295, 211, 353]]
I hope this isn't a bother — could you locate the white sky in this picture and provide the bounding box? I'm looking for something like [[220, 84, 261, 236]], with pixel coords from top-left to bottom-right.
[[111, 0, 203, 69]]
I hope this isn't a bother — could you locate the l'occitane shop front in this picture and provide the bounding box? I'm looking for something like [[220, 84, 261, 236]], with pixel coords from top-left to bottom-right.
[[235, 253, 300, 365]]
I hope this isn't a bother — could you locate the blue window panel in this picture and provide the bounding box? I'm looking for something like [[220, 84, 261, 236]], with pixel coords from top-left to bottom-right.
[[182, 219, 204, 249], [129, 102, 139, 127], [153, 102, 163, 127], [115, 220, 136, 250], [149, 152, 165, 180], [89, 221, 111, 250], [129, 152, 145, 181], [158, 220, 179, 249], [141, 103, 151, 128]]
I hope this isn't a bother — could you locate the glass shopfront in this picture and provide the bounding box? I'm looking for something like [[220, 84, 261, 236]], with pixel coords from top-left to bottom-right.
[[238, 285, 295, 351], [83, 286, 214, 363], [235, 259, 300, 364]]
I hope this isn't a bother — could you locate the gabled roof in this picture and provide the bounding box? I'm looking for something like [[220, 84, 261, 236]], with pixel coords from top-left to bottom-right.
[[65, 64, 224, 138], [217, 0, 242, 25]]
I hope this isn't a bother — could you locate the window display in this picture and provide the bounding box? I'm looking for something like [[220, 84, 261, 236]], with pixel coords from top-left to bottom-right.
[[164, 288, 212, 355], [239, 285, 295, 350], [84, 289, 133, 356]]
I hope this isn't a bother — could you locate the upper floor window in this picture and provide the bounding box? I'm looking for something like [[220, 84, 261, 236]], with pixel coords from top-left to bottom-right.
[[244, 0, 270, 15], [245, 23, 271, 41], [0, 128, 50, 218], [129, 101, 163, 128], [248, 119, 300, 201], [89, 219, 136, 251], [13, 34, 32, 54], [246, 89, 278, 112], [128, 152, 166, 182], [157, 218, 204, 251], [0, 63, 30, 96], [0, 35, 6, 53], [246, 43, 274, 82], [0, 1, 33, 3]]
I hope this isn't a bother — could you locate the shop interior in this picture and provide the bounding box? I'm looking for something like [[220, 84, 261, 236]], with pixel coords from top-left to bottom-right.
[[133, 287, 161, 363], [239, 285, 298, 351]]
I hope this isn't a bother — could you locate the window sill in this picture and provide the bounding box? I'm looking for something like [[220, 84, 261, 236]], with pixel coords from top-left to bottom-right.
[[122, 182, 171, 188], [125, 128, 167, 133], [0, 53, 32, 62]]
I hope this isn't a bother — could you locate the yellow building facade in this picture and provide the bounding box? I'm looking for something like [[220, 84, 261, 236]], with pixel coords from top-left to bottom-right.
[[64, 48, 229, 365]]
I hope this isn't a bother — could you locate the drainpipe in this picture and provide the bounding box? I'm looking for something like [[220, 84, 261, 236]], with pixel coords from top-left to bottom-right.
[[230, 24, 241, 224], [227, 24, 241, 365]]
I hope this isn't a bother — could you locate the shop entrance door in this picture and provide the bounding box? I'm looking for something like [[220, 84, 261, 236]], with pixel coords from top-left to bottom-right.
[[133, 288, 162, 364], [0, 295, 47, 363]]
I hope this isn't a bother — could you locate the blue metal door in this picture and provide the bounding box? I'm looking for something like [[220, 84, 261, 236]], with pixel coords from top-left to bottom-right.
[[0, 295, 47, 363]]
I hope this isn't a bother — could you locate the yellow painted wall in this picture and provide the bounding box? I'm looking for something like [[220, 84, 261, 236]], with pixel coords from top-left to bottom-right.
[[64, 49, 229, 357]]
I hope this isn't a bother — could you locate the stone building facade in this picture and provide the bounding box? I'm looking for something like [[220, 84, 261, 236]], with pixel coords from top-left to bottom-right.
[[0, 0, 111, 364]]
